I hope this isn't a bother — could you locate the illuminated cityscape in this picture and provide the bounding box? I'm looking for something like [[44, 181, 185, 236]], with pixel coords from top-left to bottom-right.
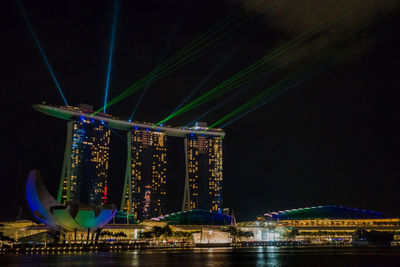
[[4, 0, 400, 264], [23, 103, 399, 251]]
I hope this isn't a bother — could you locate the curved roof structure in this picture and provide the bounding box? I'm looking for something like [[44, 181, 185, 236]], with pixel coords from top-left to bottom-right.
[[26, 170, 116, 231], [26, 170, 61, 227], [155, 209, 232, 225], [264, 205, 384, 220], [33, 104, 225, 138]]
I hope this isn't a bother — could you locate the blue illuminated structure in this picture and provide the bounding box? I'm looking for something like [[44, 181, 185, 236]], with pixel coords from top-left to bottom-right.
[[26, 170, 116, 232], [16, 0, 68, 106]]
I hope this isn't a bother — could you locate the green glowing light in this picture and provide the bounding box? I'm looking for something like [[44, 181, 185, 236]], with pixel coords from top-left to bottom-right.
[[206, 12, 385, 129], [155, 2, 361, 126], [93, 0, 274, 115]]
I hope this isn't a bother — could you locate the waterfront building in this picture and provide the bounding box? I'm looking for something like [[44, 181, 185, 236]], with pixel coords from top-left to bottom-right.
[[237, 205, 400, 243], [58, 104, 111, 205], [0, 220, 48, 242], [264, 205, 400, 229], [183, 123, 223, 213], [192, 228, 232, 244], [5, 204, 399, 246], [121, 129, 167, 221], [25, 170, 116, 232]]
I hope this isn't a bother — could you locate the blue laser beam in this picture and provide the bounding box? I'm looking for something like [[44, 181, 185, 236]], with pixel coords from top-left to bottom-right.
[[185, 82, 255, 127], [16, 0, 68, 106], [103, 0, 119, 114], [128, 38, 173, 121], [103, 122, 126, 143], [129, 1, 191, 121], [129, 83, 147, 121], [168, 28, 253, 120], [128, 38, 172, 121]]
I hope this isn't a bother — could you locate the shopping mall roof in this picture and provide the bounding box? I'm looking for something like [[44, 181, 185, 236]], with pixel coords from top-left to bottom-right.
[[155, 209, 233, 225], [264, 205, 385, 220]]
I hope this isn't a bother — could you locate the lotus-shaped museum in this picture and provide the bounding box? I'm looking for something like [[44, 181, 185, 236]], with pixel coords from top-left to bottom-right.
[[26, 170, 116, 232]]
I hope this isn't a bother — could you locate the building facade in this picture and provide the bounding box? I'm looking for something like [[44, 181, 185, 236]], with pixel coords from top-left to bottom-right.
[[182, 133, 223, 213], [121, 129, 167, 221], [58, 115, 111, 206], [236, 205, 400, 244]]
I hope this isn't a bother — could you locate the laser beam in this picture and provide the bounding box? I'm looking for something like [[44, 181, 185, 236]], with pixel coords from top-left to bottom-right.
[[185, 82, 253, 127], [169, 24, 257, 120], [103, 0, 119, 114], [155, 1, 362, 126], [94, 0, 276, 115], [209, 12, 386, 129], [16, 0, 68, 106], [220, 63, 331, 129], [129, 1, 190, 121]]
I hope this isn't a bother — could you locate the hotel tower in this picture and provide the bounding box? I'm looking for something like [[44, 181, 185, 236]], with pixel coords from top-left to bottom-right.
[[121, 128, 167, 220], [34, 104, 225, 220], [58, 104, 111, 206], [182, 123, 223, 213]]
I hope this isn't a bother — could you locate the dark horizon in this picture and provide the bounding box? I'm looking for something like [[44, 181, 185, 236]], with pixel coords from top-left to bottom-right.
[[2, 0, 400, 222]]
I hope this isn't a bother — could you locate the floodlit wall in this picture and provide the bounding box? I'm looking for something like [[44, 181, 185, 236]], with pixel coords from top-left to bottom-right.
[[193, 228, 232, 244]]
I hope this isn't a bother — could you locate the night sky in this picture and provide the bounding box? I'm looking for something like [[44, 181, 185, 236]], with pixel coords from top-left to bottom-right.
[[2, 0, 400, 221]]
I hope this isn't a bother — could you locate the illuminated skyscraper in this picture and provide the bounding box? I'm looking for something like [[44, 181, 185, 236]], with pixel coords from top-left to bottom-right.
[[183, 128, 223, 213], [121, 129, 167, 220], [34, 104, 225, 220], [58, 108, 111, 206]]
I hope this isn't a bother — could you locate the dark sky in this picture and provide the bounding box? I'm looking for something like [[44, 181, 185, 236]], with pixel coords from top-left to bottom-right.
[[2, 0, 400, 221]]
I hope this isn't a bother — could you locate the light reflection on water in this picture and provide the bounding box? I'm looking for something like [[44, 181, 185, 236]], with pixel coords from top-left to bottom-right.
[[1, 247, 400, 266], [256, 247, 281, 267]]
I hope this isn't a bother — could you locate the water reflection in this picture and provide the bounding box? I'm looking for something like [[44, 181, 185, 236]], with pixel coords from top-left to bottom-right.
[[1, 247, 400, 266], [255, 247, 281, 267]]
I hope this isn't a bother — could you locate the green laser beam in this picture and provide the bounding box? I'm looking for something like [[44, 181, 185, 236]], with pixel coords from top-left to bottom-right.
[[207, 11, 386, 129], [96, 2, 276, 114], [155, 1, 362, 126], [95, 15, 260, 114], [157, 2, 362, 124], [93, 13, 252, 114], [220, 62, 332, 129], [93, 0, 274, 115]]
